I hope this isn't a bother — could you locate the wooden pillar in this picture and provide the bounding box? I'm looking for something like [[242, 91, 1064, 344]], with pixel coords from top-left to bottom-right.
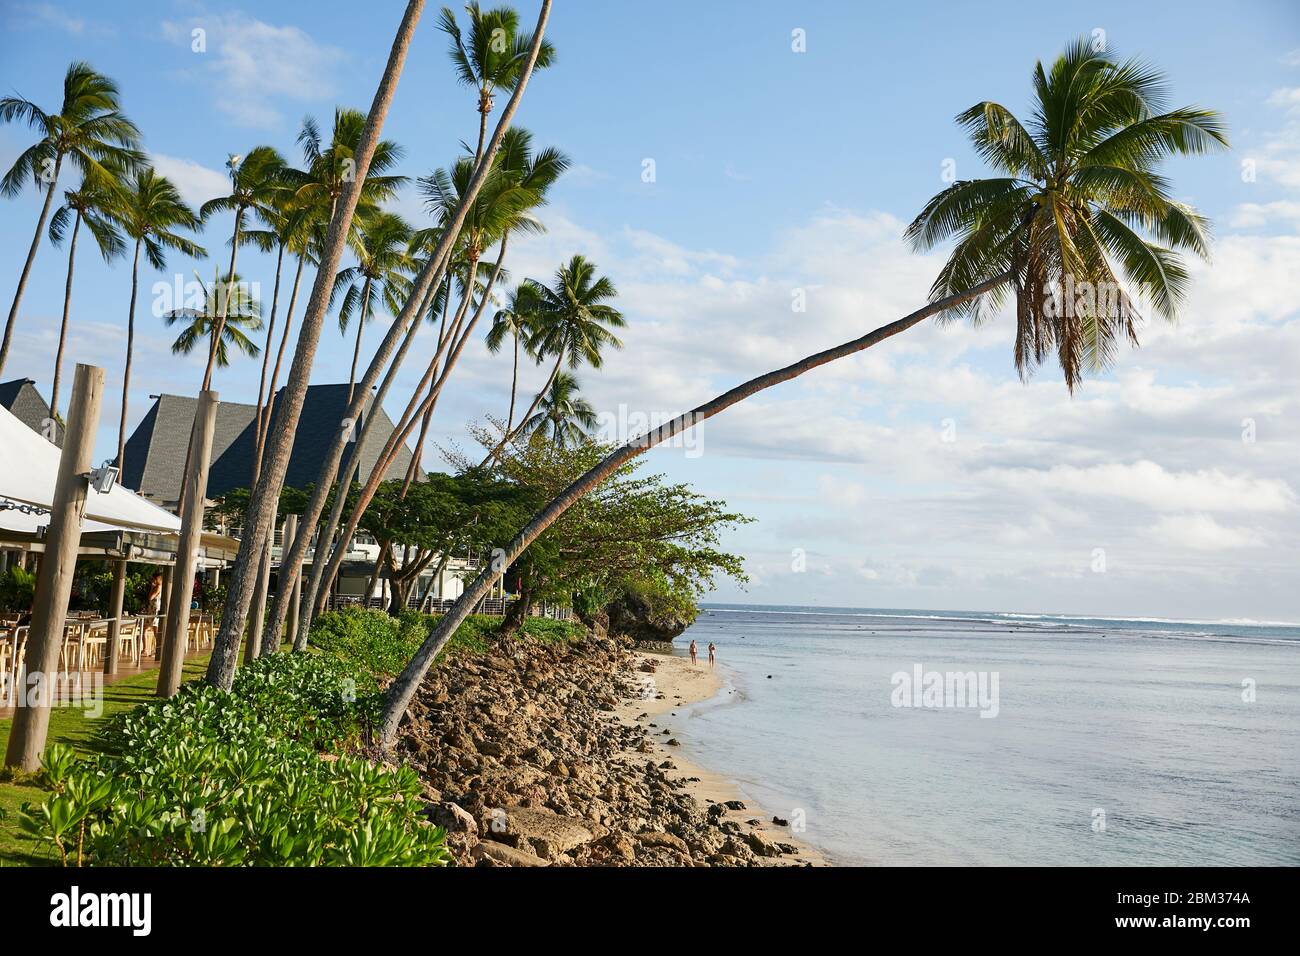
[[104, 560, 127, 676], [4, 364, 103, 771], [281, 514, 301, 656], [158, 390, 218, 697]]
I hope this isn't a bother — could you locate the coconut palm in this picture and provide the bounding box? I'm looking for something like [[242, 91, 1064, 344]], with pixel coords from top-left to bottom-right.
[[377, 39, 1228, 747], [197, 146, 286, 389], [294, 108, 407, 220], [164, 269, 262, 369], [518, 371, 596, 448], [905, 38, 1226, 390], [485, 282, 541, 430], [493, 254, 623, 456], [438, 2, 556, 158], [330, 211, 415, 401], [0, 61, 143, 376], [47, 169, 126, 420], [115, 168, 205, 468]]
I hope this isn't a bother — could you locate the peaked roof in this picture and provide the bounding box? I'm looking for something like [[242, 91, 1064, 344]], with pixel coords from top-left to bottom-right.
[[121, 384, 417, 503], [0, 378, 63, 446]]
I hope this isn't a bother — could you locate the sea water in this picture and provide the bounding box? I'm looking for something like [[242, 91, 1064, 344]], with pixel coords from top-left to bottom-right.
[[671, 605, 1300, 865]]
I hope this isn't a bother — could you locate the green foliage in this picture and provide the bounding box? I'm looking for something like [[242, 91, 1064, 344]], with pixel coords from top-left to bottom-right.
[[0, 565, 36, 613], [15, 653, 449, 867]]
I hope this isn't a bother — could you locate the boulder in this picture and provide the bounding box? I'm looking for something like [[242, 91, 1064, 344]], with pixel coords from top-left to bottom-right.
[[501, 805, 597, 860], [471, 841, 550, 867]]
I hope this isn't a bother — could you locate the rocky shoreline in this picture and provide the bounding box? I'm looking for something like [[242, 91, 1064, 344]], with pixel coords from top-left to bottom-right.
[[396, 631, 823, 866]]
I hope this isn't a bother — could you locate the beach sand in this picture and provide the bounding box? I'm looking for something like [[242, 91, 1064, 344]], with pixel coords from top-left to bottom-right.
[[614, 648, 828, 866]]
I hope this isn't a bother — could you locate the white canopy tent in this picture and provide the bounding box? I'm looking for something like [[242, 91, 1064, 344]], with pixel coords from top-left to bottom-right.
[[0, 403, 180, 535]]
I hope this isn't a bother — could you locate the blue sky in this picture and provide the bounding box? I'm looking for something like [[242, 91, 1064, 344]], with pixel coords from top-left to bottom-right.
[[2, 0, 1299, 619]]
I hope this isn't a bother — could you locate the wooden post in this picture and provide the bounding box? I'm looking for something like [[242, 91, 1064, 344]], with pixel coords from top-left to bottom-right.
[[157, 390, 218, 697], [4, 364, 103, 771], [104, 560, 127, 676]]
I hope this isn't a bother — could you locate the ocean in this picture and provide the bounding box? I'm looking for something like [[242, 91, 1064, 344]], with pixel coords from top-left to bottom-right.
[[671, 605, 1300, 866]]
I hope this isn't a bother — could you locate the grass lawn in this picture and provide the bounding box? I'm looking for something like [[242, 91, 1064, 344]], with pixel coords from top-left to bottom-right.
[[0, 655, 210, 866]]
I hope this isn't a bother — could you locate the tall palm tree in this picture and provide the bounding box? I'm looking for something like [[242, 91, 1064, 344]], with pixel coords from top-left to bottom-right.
[[438, 2, 556, 158], [518, 371, 596, 447], [0, 61, 143, 376], [294, 107, 407, 221], [197, 146, 285, 390], [377, 39, 1228, 747], [115, 168, 205, 468], [47, 169, 126, 420], [163, 269, 262, 369], [330, 211, 415, 401], [485, 282, 540, 431], [492, 254, 623, 456]]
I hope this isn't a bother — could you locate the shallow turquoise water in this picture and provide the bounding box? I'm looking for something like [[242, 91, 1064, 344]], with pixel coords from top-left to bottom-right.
[[671, 605, 1300, 866]]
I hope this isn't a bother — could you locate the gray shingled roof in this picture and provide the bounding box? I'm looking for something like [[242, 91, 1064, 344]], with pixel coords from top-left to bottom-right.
[[0, 378, 63, 446], [121, 384, 417, 502]]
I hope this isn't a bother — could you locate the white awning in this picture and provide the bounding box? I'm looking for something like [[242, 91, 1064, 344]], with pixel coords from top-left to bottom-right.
[[0, 403, 182, 534]]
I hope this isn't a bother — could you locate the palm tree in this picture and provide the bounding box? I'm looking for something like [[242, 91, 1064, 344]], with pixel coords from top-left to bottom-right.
[[491, 254, 624, 457], [485, 282, 540, 431], [47, 169, 126, 420], [330, 211, 415, 401], [197, 146, 285, 390], [518, 371, 596, 447], [164, 269, 262, 369], [376, 39, 1228, 747], [294, 107, 406, 222], [208, 0, 437, 688], [438, 2, 556, 158], [0, 61, 143, 376], [115, 168, 205, 468]]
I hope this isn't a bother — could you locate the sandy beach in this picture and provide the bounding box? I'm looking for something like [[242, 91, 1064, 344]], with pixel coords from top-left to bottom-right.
[[615, 649, 828, 866]]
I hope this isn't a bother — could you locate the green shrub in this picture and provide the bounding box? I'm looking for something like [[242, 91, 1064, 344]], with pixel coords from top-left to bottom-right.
[[16, 653, 449, 867]]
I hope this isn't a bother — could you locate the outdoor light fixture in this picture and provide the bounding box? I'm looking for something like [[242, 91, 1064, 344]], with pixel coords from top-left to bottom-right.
[[86, 461, 119, 494]]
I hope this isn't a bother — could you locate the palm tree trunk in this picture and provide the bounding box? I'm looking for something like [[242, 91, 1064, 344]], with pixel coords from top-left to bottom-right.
[[266, 2, 551, 652], [0, 154, 62, 377], [207, 0, 429, 691], [376, 271, 1012, 746], [50, 208, 82, 424], [251, 241, 285, 482], [116, 240, 143, 468], [256, 253, 308, 470], [486, 349, 562, 463], [506, 328, 519, 431], [347, 276, 373, 404], [202, 207, 243, 390]]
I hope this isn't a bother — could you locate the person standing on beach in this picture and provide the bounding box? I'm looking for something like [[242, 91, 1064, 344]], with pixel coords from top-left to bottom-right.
[[708, 642, 716, 668], [689, 639, 698, 666]]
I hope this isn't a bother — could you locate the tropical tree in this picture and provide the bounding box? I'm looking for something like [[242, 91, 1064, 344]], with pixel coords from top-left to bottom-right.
[[375, 39, 1228, 747], [438, 2, 556, 158], [197, 146, 285, 390], [488, 254, 624, 458], [331, 211, 415, 401], [485, 282, 540, 430], [115, 168, 205, 468], [207, 0, 442, 688], [517, 371, 596, 448], [163, 269, 262, 369], [294, 107, 407, 221], [0, 61, 143, 376], [47, 169, 126, 420]]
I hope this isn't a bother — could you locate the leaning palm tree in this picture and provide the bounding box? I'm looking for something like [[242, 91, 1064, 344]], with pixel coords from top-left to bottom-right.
[[518, 371, 596, 448], [163, 269, 262, 370], [330, 210, 415, 401], [485, 282, 541, 430], [47, 168, 126, 420], [0, 61, 143, 376], [438, 2, 556, 158], [376, 39, 1228, 746], [115, 168, 206, 468], [197, 146, 285, 390]]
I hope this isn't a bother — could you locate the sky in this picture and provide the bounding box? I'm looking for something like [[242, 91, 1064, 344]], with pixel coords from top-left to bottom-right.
[[1, 0, 1298, 621]]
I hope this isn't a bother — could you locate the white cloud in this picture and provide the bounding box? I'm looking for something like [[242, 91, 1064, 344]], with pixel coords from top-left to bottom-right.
[[149, 154, 228, 211], [1146, 513, 1265, 551], [161, 13, 346, 127]]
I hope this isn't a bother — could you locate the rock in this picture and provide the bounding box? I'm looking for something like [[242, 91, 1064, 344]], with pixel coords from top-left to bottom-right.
[[471, 841, 550, 867], [666, 738, 680, 746], [745, 830, 781, 858], [636, 830, 690, 854], [772, 816, 789, 827], [605, 591, 693, 644], [723, 800, 746, 811], [499, 805, 597, 860]]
